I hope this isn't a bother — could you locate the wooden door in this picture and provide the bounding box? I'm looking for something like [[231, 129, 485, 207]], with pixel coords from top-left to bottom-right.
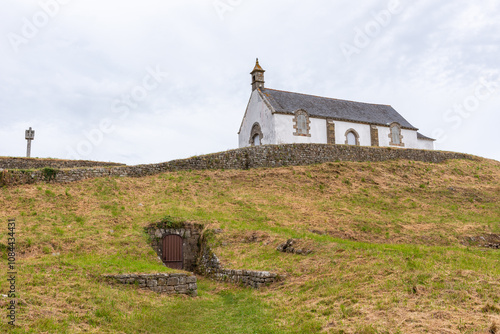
[[162, 235, 183, 270]]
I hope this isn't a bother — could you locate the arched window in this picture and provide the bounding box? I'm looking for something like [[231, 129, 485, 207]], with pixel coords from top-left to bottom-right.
[[347, 132, 356, 145], [344, 129, 360, 146], [252, 134, 261, 146], [389, 123, 404, 147], [249, 123, 263, 146], [293, 110, 311, 137]]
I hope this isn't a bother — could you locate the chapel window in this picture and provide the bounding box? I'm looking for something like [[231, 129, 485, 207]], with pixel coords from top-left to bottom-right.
[[347, 132, 356, 145], [249, 123, 263, 146], [345, 129, 360, 146], [297, 114, 307, 134], [293, 110, 311, 137], [253, 134, 261, 146], [389, 123, 404, 147]]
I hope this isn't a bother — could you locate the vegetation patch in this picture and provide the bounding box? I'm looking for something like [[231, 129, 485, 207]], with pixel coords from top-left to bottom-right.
[[41, 167, 59, 182]]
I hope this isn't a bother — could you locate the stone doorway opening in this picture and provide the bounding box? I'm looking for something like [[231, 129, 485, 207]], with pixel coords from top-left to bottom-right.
[[146, 219, 203, 272]]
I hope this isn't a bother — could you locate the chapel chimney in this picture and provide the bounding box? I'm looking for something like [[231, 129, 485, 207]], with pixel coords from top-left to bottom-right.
[[250, 58, 265, 91]]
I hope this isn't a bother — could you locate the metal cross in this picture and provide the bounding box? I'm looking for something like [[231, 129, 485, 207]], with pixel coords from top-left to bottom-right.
[[25, 127, 35, 158]]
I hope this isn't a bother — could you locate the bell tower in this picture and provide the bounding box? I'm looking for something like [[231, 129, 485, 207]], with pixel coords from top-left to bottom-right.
[[250, 58, 265, 91]]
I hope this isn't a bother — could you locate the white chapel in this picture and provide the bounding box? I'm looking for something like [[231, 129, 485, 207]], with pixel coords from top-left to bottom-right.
[[238, 59, 435, 150]]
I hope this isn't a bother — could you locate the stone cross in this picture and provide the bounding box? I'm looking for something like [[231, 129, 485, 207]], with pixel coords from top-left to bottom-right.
[[25, 127, 35, 158]]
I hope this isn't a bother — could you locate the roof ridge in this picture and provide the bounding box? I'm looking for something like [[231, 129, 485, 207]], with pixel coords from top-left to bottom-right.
[[262, 87, 392, 108]]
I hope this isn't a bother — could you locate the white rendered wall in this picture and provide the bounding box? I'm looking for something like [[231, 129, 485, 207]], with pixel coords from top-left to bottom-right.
[[401, 129, 419, 148], [333, 121, 371, 146], [416, 139, 435, 150], [377, 127, 425, 149], [274, 114, 327, 144], [238, 91, 276, 148], [377, 126, 391, 147]]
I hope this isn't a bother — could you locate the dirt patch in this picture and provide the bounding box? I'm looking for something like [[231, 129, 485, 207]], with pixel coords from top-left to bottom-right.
[[463, 234, 500, 249], [242, 231, 271, 244]]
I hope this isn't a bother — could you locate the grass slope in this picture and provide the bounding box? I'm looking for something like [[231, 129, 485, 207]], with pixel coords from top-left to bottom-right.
[[0, 158, 499, 333]]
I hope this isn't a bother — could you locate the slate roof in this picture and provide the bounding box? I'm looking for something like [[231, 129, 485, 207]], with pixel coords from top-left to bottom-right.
[[260, 88, 418, 130], [417, 132, 435, 141]]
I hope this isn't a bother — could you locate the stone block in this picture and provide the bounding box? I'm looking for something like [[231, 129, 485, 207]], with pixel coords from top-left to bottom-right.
[[169, 273, 183, 277], [258, 271, 271, 278], [167, 277, 179, 286], [158, 278, 166, 286], [150, 286, 161, 293], [186, 276, 197, 283]]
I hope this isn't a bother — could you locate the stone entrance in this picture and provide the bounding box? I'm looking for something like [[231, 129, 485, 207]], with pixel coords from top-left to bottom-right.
[[145, 219, 204, 272]]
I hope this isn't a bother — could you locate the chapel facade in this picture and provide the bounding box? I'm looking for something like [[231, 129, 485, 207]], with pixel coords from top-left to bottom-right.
[[238, 59, 435, 150]]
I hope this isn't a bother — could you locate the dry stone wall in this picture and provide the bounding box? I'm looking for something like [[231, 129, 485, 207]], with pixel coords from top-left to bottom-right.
[[0, 144, 478, 186], [196, 236, 280, 288], [102, 273, 197, 296], [0, 157, 124, 169]]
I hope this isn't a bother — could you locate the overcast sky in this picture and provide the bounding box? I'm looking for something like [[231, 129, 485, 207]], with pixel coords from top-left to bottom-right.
[[1, 0, 499, 165]]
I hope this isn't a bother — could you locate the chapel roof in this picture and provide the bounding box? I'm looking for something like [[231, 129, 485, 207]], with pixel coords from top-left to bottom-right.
[[260, 88, 418, 130], [417, 132, 435, 141]]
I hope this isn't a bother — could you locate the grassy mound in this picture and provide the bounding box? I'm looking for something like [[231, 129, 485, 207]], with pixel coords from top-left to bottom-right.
[[0, 158, 499, 333]]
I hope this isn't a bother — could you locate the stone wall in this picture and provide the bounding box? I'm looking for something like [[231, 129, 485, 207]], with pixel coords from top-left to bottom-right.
[[196, 235, 280, 288], [102, 273, 197, 296], [145, 220, 204, 272], [0, 157, 124, 170], [0, 144, 479, 187]]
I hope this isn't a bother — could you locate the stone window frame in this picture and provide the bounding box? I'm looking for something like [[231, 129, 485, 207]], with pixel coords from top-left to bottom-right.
[[249, 122, 264, 146], [344, 128, 360, 146], [326, 119, 336, 144], [370, 125, 379, 147], [388, 122, 405, 147], [293, 109, 311, 137]]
